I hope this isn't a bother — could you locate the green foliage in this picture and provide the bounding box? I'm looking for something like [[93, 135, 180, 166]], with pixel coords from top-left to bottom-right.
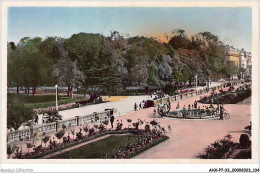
[[84, 66, 123, 95], [162, 84, 176, 96], [128, 64, 148, 86], [125, 36, 168, 70], [7, 37, 57, 88], [7, 144, 17, 157], [64, 33, 102, 71], [55, 130, 65, 142], [148, 65, 160, 86], [7, 96, 33, 130], [8, 94, 86, 111], [225, 61, 239, 76]]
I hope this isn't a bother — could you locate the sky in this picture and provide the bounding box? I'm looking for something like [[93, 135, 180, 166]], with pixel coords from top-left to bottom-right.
[[8, 7, 252, 51]]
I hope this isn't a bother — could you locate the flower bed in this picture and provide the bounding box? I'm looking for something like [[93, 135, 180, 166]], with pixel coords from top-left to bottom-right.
[[198, 89, 251, 104], [12, 128, 168, 159], [196, 134, 236, 159]]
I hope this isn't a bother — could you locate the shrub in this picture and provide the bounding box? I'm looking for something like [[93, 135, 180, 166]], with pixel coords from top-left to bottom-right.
[[162, 84, 176, 96], [7, 96, 33, 130]]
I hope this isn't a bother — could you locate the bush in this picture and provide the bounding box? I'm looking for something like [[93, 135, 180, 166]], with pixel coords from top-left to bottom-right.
[[7, 96, 33, 130], [162, 84, 176, 96]]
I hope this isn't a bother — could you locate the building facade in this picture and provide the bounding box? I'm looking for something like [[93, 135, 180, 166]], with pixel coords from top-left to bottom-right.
[[224, 45, 251, 70]]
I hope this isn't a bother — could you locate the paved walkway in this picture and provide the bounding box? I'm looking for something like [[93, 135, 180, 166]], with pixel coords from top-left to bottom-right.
[[10, 82, 250, 159], [58, 81, 223, 120]]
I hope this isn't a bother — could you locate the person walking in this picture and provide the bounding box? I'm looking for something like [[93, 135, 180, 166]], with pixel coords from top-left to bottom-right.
[[139, 103, 142, 110], [153, 108, 156, 117], [134, 103, 138, 111], [110, 115, 115, 129]]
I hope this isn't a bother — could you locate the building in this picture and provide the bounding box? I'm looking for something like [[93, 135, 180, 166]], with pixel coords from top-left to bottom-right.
[[224, 45, 252, 79], [225, 45, 240, 67], [225, 45, 251, 69]]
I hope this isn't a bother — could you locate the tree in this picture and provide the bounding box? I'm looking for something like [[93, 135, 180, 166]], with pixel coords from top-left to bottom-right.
[[83, 66, 123, 95], [52, 51, 84, 98], [148, 64, 160, 86], [7, 37, 55, 95], [171, 68, 183, 87], [168, 29, 192, 50], [101, 31, 128, 67], [124, 36, 168, 70], [64, 33, 102, 71], [7, 96, 33, 130], [128, 64, 148, 86], [225, 61, 239, 80], [162, 84, 176, 96], [158, 55, 172, 82]]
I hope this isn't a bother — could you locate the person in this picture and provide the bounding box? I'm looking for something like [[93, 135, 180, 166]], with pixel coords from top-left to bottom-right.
[[198, 106, 201, 117], [188, 104, 191, 110], [176, 102, 180, 109], [183, 105, 187, 118], [217, 104, 220, 114], [219, 105, 224, 120], [34, 110, 39, 124], [139, 103, 142, 110], [194, 100, 197, 109], [110, 115, 115, 129], [134, 103, 138, 111], [153, 108, 156, 117]]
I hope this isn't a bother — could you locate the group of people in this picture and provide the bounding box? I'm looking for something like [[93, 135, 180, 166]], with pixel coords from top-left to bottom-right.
[[196, 103, 225, 120], [134, 100, 148, 111], [174, 99, 226, 120], [180, 100, 198, 111]]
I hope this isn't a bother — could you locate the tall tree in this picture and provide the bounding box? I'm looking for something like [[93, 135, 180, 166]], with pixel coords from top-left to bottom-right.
[[148, 64, 160, 86], [64, 33, 102, 71]]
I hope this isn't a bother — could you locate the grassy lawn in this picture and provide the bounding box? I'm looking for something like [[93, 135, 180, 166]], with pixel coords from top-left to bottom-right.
[[8, 94, 87, 109], [50, 135, 142, 159]]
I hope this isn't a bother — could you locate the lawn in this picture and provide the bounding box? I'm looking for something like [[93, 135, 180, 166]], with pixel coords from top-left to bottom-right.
[[50, 135, 142, 159], [8, 94, 87, 109]]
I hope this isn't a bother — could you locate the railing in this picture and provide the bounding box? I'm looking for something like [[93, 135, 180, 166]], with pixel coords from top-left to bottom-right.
[[7, 108, 117, 144], [148, 82, 236, 107]]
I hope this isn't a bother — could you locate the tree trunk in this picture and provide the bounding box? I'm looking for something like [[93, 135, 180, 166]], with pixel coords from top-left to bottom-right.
[[16, 86, 19, 94], [189, 79, 192, 87], [67, 85, 70, 96], [70, 86, 73, 99], [32, 87, 36, 96]]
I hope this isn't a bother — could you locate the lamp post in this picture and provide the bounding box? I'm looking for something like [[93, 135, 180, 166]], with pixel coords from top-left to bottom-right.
[[195, 75, 198, 90], [55, 84, 58, 111]]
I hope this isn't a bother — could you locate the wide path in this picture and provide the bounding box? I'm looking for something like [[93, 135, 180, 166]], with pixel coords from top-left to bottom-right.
[[58, 82, 223, 119], [11, 82, 251, 159]]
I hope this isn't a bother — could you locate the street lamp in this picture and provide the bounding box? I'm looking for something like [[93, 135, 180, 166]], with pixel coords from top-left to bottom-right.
[[195, 75, 198, 90], [55, 84, 58, 111]]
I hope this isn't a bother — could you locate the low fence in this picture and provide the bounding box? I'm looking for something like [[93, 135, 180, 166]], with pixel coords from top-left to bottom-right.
[[147, 82, 238, 107], [7, 108, 117, 144]]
